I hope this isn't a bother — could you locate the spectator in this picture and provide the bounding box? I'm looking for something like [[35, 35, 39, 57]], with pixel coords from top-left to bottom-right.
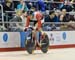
[[46, 3, 56, 10], [37, 0, 46, 12], [9, 10, 27, 31], [60, 9, 75, 30], [60, 9, 71, 22], [44, 11, 60, 22], [2, 0, 14, 28], [0, 0, 5, 3], [27, 2, 33, 10], [17, 0, 29, 12], [55, 10, 61, 18], [60, 0, 73, 12], [44, 10, 60, 31], [2, 0, 14, 12]]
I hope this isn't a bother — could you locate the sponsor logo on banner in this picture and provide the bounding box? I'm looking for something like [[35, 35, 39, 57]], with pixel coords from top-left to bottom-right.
[[3, 33, 8, 42], [50, 33, 54, 44], [62, 32, 66, 40], [55, 32, 61, 42]]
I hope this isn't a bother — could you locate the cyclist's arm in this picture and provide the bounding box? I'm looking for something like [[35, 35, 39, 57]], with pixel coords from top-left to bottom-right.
[[26, 16, 30, 28], [36, 14, 42, 30]]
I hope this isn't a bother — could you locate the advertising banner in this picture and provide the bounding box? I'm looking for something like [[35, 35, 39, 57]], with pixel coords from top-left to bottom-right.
[[0, 31, 75, 48], [45, 31, 75, 46], [0, 32, 20, 48]]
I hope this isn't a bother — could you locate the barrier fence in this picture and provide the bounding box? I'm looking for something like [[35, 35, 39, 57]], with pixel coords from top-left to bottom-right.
[[0, 21, 75, 31]]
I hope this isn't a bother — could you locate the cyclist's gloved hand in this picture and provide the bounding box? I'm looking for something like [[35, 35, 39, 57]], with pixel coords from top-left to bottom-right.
[[24, 27, 28, 31]]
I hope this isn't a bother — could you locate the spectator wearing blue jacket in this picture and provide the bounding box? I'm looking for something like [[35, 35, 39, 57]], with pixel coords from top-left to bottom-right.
[[37, 0, 46, 12]]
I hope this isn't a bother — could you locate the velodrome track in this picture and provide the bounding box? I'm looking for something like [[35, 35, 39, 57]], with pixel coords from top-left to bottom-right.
[[0, 48, 75, 60]]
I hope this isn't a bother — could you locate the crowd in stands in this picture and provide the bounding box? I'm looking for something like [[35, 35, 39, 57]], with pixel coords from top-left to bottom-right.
[[0, 0, 75, 31]]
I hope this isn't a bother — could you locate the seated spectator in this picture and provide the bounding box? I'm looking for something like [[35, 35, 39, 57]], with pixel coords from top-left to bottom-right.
[[55, 10, 61, 19], [37, 0, 46, 12], [60, 0, 73, 12], [60, 9, 75, 30], [44, 11, 60, 31], [17, 0, 29, 12], [71, 0, 74, 2], [60, 9, 71, 22], [44, 11, 60, 22], [27, 2, 33, 10], [0, 0, 5, 3], [9, 10, 27, 31], [2, 0, 14, 29], [2, 0, 14, 12], [45, 2, 57, 10]]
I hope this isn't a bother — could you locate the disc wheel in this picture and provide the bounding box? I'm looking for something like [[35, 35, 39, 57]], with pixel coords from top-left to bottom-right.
[[41, 34, 49, 53], [25, 39, 35, 54]]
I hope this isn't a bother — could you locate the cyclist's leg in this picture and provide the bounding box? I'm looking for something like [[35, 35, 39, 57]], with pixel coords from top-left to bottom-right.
[[36, 31, 41, 45]]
